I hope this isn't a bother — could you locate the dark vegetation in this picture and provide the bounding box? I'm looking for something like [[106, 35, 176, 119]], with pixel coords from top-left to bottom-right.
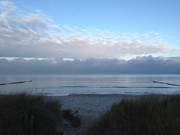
[[2, 94, 180, 135], [62, 109, 81, 128], [86, 95, 180, 135], [0, 94, 81, 135]]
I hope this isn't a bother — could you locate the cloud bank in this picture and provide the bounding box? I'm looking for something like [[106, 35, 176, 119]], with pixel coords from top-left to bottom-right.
[[0, 0, 179, 59], [0, 56, 180, 74]]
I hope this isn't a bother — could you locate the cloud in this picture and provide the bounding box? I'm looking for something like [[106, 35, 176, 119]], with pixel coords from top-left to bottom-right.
[[0, 56, 180, 74], [0, 0, 179, 59]]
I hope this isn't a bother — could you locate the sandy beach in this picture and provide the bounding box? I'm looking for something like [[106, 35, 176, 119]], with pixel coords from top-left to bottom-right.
[[52, 94, 133, 135]]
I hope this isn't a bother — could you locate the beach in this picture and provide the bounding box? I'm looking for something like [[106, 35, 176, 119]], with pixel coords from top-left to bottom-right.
[[53, 94, 133, 135], [1, 75, 180, 134]]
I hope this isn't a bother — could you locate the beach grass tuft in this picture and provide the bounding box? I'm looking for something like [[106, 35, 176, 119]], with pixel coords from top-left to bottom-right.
[[62, 109, 81, 128], [86, 95, 180, 135], [0, 94, 63, 135]]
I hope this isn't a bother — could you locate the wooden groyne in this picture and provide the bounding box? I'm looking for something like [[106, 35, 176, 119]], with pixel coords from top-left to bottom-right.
[[0, 80, 32, 86], [153, 80, 180, 87]]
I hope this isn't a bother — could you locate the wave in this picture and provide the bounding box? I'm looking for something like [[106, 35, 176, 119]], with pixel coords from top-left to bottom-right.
[[60, 85, 89, 88], [57, 85, 172, 89], [100, 86, 172, 89]]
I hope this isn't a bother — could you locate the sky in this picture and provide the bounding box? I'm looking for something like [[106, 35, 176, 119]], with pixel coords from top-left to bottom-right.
[[12, 0, 180, 46], [0, 0, 180, 74]]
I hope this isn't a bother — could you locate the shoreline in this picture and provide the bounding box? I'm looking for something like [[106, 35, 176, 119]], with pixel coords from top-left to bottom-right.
[[1, 93, 180, 135], [50, 94, 180, 135], [51, 94, 134, 135]]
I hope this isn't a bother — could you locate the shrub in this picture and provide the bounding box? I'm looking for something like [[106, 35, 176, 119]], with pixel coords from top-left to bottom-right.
[[62, 109, 81, 128], [0, 94, 63, 135], [86, 95, 180, 135]]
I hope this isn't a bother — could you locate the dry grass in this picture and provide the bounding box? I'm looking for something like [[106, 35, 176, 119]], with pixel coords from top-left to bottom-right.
[[0, 94, 63, 135], [86, 95, 180, 135]]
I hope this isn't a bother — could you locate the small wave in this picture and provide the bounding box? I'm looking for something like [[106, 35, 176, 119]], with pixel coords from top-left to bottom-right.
[[37, 85, 174, 90], [99, 86, 172, 89], [60, 85, 89, 88], [40, 85, 174, 90]]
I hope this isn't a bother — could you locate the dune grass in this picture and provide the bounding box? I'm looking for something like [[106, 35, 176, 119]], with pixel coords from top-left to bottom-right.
[[62, 109, 81, 128], [0, 94, 63, 135], [86, 95, 180, 135]]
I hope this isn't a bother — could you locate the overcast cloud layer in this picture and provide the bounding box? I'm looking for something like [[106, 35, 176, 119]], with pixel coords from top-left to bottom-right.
[[0, 56, 180, 74], [0, 0, 179, 59]]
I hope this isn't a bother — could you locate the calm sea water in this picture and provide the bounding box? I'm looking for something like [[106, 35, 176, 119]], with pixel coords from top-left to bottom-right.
[[0, 75, 180, 96]]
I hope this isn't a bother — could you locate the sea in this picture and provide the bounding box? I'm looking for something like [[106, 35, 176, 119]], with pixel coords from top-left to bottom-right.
[[0, 74, 180, 96]]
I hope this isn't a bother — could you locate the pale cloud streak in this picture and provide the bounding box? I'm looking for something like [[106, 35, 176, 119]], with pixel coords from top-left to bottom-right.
[[0, 0, 179, 59]]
